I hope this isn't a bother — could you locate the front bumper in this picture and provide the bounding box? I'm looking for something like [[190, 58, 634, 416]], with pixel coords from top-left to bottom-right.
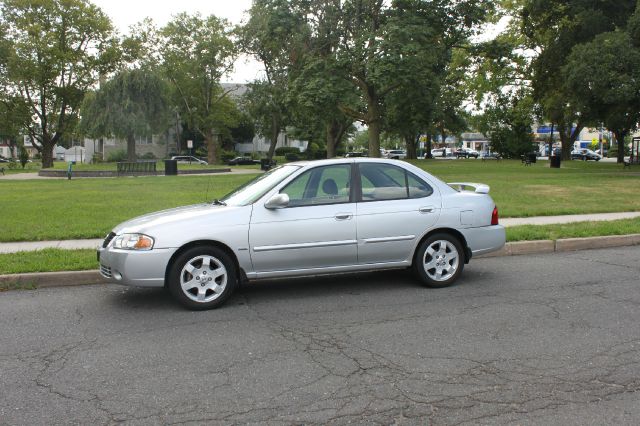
[[98, 246, 175, 288], [460, 225, 506, 257]]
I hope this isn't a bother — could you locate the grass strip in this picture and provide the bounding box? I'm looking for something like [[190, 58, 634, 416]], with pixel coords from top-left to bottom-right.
[[506, 217, 640, 241], [0, 249, 97, 275]]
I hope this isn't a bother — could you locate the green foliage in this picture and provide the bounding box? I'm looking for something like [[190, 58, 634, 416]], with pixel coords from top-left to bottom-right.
[[274, 147, 300, 156], [80, 68, 171, 161], [0, 0, 120, 167], [161, 13, 238, 164], [18, 143, 29, 168], [107, 150, 127, 162]]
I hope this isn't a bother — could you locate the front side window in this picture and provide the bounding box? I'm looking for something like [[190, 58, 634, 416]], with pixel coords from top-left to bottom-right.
[[280, 164, 351, 207], [359, 163, 433, 201]]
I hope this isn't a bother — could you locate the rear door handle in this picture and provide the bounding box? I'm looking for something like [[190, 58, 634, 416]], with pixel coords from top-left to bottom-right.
[[335, 213, 353, 220], [419, 207, 434, 213]]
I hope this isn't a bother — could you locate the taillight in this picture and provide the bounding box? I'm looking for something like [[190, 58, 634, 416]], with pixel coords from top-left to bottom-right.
[[491, 206, 499, 225]]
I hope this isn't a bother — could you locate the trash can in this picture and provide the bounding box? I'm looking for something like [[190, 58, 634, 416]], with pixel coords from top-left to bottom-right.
[[528, 152, 537, 164], [260, 158, 276, 171], [549, 156, 561, 168], [164, 159, 178, 176]]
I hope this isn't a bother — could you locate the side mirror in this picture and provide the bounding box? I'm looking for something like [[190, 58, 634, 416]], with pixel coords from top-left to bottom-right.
[[264, 193, 290, 209]]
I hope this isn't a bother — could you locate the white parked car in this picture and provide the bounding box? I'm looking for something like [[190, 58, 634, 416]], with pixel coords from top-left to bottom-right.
[[431, 148, 453, 157], [98, 158, 505, 310], [170, 155, 208, 165], [387, 150, 407, 159]]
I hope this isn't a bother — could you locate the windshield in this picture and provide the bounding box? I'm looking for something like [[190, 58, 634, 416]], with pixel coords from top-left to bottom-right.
[[220, 165, 301, 206]]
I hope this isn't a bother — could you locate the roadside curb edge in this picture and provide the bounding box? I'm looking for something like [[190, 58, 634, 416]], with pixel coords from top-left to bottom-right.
[[2, 234, 640, 290]]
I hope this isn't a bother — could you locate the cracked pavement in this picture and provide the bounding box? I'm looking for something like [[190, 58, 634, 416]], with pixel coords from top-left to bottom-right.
[[1, 246, 639, 425]]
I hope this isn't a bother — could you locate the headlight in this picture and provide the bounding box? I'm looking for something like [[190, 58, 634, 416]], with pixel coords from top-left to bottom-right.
[[111, 233, 155, 250]]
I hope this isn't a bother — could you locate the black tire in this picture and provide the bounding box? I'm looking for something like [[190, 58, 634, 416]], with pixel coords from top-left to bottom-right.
[[168, 246, 237, 310], [414, 233, 465, 288]]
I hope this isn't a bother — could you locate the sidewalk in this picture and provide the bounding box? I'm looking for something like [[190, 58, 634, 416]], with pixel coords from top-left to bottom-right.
[[1, 211, 639, 254]]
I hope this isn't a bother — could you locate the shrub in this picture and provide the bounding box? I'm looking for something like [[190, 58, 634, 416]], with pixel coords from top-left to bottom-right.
[[275, 146, 300, 156], [284, 153, 299, 161], [139, 152, 157, 160], [220, 150, 237, 163], [107, 150, 127, 162]]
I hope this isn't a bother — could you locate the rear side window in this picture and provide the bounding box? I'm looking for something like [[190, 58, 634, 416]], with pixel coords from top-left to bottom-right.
[[359, 163, 433, 201]]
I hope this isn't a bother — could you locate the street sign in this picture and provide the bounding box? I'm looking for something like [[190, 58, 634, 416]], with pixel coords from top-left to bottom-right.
[[187, 140, 193, 149]]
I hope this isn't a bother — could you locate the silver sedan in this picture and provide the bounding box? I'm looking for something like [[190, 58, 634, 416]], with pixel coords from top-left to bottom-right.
[[98, 158, 505, 309]]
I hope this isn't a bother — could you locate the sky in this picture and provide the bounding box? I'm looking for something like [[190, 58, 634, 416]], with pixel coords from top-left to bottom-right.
[[91, 0, 261, 83]]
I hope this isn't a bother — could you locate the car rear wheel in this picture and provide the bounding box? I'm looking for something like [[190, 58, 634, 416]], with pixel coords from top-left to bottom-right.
[[414, 233, 465, 288], [168, 246, 237, 310]]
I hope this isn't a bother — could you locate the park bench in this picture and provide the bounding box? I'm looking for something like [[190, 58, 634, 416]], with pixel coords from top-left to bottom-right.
[[116, 160, 157, 176], [623, 156, 639, 168]]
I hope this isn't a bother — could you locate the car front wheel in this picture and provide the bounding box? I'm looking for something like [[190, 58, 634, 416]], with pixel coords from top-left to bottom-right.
[[414, 234, 465, 288], [168, 246, 237, 310]]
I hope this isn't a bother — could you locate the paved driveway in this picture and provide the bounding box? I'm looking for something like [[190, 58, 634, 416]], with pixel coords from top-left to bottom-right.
[[1, 246, 639, 424]]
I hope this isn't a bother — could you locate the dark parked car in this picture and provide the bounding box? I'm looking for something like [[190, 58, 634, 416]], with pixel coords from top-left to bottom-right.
[[227, 157, 260, 166], [571, 149, 602, 161], [454, 148, 479, 159]]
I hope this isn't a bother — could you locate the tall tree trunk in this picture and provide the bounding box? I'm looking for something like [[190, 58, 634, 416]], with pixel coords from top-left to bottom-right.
[[366, 90, 381, 158], [547, 122, 554, 159], [126, 134, 136, 161], [405, 134, 417, 159], [41, 141, 54, 168], [206, 130, 218, 164], [613, 129, 627, 163], [326, 122, 338, 158], [267, 115, 280, 161], [426, 133, 433, 159]]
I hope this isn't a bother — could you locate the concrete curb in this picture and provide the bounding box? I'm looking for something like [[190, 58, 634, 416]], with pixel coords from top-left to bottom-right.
[[0, 270, 102, 289], [477, 233, 640, 258], [2, 234, 640, 290]]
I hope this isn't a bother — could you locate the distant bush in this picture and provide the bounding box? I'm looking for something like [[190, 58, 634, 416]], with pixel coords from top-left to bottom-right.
[[107, 150, 127, 162], [284, 153, 300, 161], [220, 150, 236, 163], [275, 147, 300, 156], [139, 152, 157, 160]]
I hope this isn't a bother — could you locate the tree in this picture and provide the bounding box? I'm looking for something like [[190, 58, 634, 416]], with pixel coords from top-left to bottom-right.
[[478, 91, 536, 157], [0, 0, 119, 168], [564, 29, 640, 163], [79, 69, 172, 161], [160, 13, 238, 164], [240, 0, 306, 160], [335, 0, 491, 157], [521, 0, 637, 159]]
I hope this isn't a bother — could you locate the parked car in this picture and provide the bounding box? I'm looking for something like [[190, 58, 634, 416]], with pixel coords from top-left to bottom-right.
[[431, 148, 453, 157], [98, 158, 506, 310], [0, 156, 13, 163], [454, 148, 479, 159], [387, 150, 407, 159], [481, 152, 502, 160], [571, 149, 602, 161], [170, 155, 208, 165], [345, 152, 366, 158], [227, 156, 260, 166]]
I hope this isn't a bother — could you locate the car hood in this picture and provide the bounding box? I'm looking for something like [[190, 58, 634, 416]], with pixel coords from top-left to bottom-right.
[[113, 203, 233, 234]]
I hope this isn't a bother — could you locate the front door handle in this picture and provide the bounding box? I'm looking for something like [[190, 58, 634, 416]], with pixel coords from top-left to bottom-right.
[[419, 207, 434, 213], [335, 213, 353, 220]]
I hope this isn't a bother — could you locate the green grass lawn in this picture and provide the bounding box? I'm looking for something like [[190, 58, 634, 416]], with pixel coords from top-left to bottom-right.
[[1, 158, 639, 242]]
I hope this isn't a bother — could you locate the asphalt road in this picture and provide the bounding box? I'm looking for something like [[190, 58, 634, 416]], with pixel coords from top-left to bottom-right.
[[1, 246, 639, 425]]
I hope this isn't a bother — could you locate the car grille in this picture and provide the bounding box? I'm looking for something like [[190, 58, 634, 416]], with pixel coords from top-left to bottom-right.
[[100, 264, 112, 278], [102, 232, 116, 248]]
